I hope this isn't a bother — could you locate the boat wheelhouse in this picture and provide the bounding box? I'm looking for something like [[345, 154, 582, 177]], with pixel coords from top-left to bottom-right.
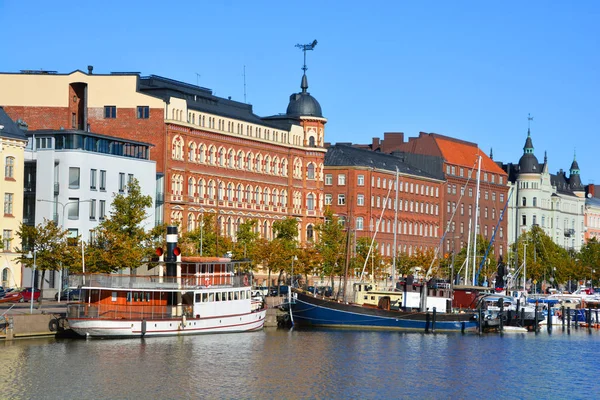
[[66, 257, 266, 338]]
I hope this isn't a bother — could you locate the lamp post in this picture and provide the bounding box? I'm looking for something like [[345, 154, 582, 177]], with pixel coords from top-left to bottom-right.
[[26, 249, 36, 314], [37, 198, 92, 302]]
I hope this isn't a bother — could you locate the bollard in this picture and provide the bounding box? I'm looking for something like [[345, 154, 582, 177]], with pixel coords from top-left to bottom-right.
[[588, 308, 592, 333], [596, 309, 599, 328], [478, 306, 483, 334], [547, 306, 552, 333], [520, 308, 525, 328], [431, 307, 437, 333], [574, 309, 578, 330], [425, 311, 430, 333], [567, 308, 571, 333], [534, 303, 539, 334], [562, 306, 565, 331]]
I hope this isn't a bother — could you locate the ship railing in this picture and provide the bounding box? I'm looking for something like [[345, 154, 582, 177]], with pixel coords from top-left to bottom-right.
[[67, 303, 186, 320], [69, 273, 253, 290]]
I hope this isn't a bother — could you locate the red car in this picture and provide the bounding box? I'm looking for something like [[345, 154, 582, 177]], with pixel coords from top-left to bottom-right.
[[20, 288, 41, 302]]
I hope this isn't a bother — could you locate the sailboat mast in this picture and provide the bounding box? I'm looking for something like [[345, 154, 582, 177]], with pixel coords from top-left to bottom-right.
[[471, 155, 482, 285], [392, 167, 399, 284], [465, 218, 472, 283]]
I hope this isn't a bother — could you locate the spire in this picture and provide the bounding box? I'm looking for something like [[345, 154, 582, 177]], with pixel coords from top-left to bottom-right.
[[570, 149, 580, 174], [544, 150, 547, 164], [489, 147, 493, 160], [301, 73, 308, 93]]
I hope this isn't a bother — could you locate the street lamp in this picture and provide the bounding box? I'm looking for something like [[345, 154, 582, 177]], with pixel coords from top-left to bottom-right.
[[37, 198, 92, 302], [26, 249, 36, 314]]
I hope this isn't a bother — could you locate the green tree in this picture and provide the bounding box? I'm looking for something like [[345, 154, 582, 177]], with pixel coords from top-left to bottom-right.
[[579, 238, 600, 287], [315, 210, 347, 291], [15, 219, 76, 302], [85, 178, 153, 272], [233, 219, 259, 261], [271, 218, 299, 291]]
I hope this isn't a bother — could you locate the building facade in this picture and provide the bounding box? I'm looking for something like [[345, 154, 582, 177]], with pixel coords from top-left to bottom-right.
[[21, 129, 156, 292], [502, 129, 586, 253], [324, 144, 445, 259], [0, 67, 327, 244], [358, 132, 510, 261], [0, 107, 28, 288]]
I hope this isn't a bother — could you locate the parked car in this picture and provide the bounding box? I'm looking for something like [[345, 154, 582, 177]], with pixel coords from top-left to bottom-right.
[[252, 286, 269, 297], [55, 288, 81, 301], [0, 286, 5, 298], [269, 285, 289, 296], [20, 288, 41, 302], [0, 289, 23, 303]]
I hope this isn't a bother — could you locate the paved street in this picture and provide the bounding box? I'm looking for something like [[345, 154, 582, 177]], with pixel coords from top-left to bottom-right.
[[0, 300, 68, 315]]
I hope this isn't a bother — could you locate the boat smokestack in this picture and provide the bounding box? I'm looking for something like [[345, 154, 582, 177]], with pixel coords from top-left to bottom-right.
[[165, 225, 178, 277]]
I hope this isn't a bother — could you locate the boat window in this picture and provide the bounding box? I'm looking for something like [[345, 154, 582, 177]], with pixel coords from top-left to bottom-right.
[[202, 293, 208, 302], [127, 292, 132, 302], [133, 292, 139, 302], [234, 291, 239, 300], [112, 292, 117, 302], [146, 292, 151, 302], [229, 292, 233, 301], [216, 292, 221, 301], [209, 293, 214, 302], [222, 292, 227, 301], [195, 293, 201, 303], [241, 291, 245, 300]]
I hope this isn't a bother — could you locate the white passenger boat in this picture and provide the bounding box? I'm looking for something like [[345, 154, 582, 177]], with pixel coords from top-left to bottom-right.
[[66, 257, 266, 338]]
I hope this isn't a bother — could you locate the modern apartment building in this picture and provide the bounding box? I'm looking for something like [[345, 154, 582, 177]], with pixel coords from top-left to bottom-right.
[[21, 128, 156, 292]]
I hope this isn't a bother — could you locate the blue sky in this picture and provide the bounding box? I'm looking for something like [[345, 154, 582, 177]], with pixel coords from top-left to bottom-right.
[[2, 1, 599, 181]]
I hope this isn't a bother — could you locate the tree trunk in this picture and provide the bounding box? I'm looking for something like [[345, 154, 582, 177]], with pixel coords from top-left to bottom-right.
[[38, 270, 46, 308]]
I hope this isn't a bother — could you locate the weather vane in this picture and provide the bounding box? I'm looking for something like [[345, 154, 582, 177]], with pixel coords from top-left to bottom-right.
[[527, 113, 534, 130], [295, 40, 318, 73]]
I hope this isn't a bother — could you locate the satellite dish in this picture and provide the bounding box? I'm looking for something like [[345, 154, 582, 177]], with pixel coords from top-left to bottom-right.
[[588, 193, 592, 198]]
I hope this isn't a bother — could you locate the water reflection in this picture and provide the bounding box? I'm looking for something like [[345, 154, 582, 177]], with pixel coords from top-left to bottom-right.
[[2, 329, 600, 399]]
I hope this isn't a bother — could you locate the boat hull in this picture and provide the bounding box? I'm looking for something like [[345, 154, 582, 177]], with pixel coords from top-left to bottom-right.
[[290, 291, 477, 332], [68, 309, 267, 338]]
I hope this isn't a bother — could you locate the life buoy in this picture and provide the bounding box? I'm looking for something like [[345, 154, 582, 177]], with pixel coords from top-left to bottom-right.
[[205, 277, 211, 287], [243, 275, 249, 286]]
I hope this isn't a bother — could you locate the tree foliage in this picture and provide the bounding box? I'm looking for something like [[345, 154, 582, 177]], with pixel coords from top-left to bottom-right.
[[315, 210, 347, 285]]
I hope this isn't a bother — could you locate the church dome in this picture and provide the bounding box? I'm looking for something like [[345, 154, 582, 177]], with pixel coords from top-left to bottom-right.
[[286, 74, 323, 118], [518, 130, 540, 174]]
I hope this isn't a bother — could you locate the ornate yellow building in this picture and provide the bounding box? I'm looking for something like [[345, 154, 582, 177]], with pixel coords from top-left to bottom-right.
[[0, 107, 27, 288]]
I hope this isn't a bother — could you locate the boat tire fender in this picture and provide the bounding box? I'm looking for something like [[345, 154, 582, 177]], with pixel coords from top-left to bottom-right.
[[243, 275, 249, 286], [48, 318, 59, 332]]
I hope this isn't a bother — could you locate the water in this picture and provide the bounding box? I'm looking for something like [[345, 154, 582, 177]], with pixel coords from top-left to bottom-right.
[[2, 328, 599, 399]]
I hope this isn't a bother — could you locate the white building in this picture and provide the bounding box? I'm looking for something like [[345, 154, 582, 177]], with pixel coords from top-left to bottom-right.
[[22, 129, 156, 294], [503, 129, 585, 258]]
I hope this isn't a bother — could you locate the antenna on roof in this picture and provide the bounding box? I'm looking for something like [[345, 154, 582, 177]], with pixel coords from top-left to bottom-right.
[[243, 65, 247, 104], [295, 39, 318, 73], [196, 73, 201, 86]]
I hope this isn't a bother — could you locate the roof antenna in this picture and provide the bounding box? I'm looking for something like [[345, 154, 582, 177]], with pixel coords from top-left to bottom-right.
[[196, 72, 201, 86], [243, 65, 247, 104], [295, 39, 318, 74]]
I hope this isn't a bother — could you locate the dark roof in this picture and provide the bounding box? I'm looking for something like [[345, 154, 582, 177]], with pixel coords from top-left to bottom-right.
[[518, 153, 540, 174], [586, 196, 600, 208], [138, 75, 294, 130], [325, 144, 442, 181], [285, 74, 323, 118], [0, 107, 27, 141], [551, 170, 582, 195]]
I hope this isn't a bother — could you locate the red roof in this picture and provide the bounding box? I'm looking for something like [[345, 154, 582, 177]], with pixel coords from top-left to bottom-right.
[[433, 135, 506, 175]]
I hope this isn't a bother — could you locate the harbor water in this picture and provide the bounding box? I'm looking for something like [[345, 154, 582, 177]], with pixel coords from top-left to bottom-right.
[[2, 328, 599, 399]]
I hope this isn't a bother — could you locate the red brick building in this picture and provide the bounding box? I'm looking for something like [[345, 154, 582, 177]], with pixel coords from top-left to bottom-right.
[[358, 132, 510, 261], [0, 68, 327, 243], [324, 144, 445, 259]]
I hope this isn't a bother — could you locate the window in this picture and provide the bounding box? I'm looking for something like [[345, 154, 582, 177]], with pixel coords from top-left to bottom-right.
[[90, 169, 97, 190], [119, 173, 126, 193], [338, 174, 346, 185], [104, 106, 117, 118], [533, 215, 537, 225], [325, 174, 332, 185], [533, 197, 537, 207], [100, 170, 106, 191], [4, 157, 15, 179], [2, 230, 11, 251], [4, 193, 13, 215], [522, 197, 527, 207], [128, 173, 134, 187], [99, 200, 106, 220], [500, 193, 504, 203], [338, 194, 346, 205], [89, 200, 96, 220], [307, 194, 315, 210], [137, 106, 150, 119], [357, 194, 364, 206], [469, 188, 473, 197], [522, 215, 527, 226], [357, 175, 364, 186], [307, 164, 315, 179], [68, 167, 80, 189], [68, 198, 80, 220], [356, 217, 364, 230], [324, 194, 332, 205]]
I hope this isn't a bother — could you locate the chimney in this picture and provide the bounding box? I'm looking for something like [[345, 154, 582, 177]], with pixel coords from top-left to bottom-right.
[[372, 137, 380, 150], [88, 65, 94, 74]]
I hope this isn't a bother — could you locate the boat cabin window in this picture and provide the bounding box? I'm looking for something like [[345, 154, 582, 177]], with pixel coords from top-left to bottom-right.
[[222, 291, 227, 301], [216, 292, 221, 301], [241, 291, 246, 300], [202, 293, 208, 303], [112, 292, 117, 302], [146, 293, 151, 302], [195, 293, 201, 303], [208, 293, 214, 302], [229, 292, 233, 301], [234, 291, 239, 300]]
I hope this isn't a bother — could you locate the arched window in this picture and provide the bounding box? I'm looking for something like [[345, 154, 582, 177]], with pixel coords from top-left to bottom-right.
[[282, 159, 288, 177], [246, 185, 252, 202], [228, 149, 235, 168], [255, 154, 262, 173], [198, 179, 205, 198], [307, 163, 315, 179], [209, 146, 216, 164], [273, 157, 280, 175], [309, 136, 316, 147], [237, 151, 244, 169], [5, 156, 15, 178], [218, 181, 224, 201], [227, 183, 233, 200], [188, 177, 195, 196], [172, 136, 183, 160], [198, 144, 206, 163], [237, 184, 243, 202], [208, 180, 215, 199], [272, 189, 279, 206], [246, 152, 253, 171], [187, 213, 195, 232], [188, 142, 197, 162], [218, 148, 225, 166], [255, 187, 260, 203], [264, 156, 271, 174]]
